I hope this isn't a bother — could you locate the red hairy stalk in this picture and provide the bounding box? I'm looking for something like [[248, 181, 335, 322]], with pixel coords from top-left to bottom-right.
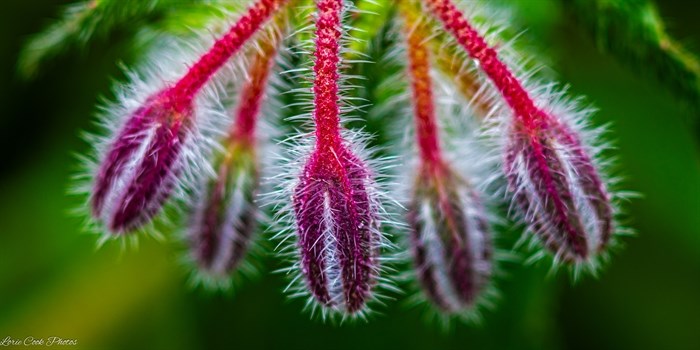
[[404, 5, 443, 168], [424, 0, 614, 264], [312, 0, 344, 156], [402, 1, 493, 117], [230, 28, 283, 145], [291, 0, 381, 315], [172, 0, 288, 105], [91, 0, 287, 234], [423, 0, 543, 129], [401, 1, 493, 313]]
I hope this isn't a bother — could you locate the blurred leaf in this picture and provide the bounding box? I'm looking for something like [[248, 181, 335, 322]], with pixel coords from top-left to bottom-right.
[[148, 1, 247, 36], [346, 0, 392, 61], [18, 0, 175, 79], [564, 0, 700, 114]]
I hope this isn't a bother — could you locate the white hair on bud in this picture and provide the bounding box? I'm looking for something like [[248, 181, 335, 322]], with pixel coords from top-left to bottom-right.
[[262, 127, 401, 322], [380, 12, 507, 325], [430, 0, 632, 277], [257, 0, 401, 322], [71, 10, 262, 245], [507, 82, 632, 278]]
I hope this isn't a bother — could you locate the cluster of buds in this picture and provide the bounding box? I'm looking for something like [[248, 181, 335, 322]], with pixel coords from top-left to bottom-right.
[[81, 0, 623, 320], [90, 0, 288, 235], [423, 0, 617, 272]]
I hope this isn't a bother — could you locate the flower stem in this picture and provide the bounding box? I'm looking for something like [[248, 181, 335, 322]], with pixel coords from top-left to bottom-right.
[[312, 0, 344, 155], [400, 1, 443, 168], [171, 0, 287, 108], [424, 0, 545, 129], [230, 17, 285, 146], [401, 1, 493, 117]]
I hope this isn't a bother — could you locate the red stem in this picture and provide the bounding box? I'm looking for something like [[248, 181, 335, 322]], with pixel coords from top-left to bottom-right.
[[312, 0, 344, 154], [230, 28, 283, 145], [424, 0, 546, 129], [171, 0, 287, 109], [402, 5, 444, 168]]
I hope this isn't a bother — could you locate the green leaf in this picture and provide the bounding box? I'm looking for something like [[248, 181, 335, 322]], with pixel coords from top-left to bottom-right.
[[17, 0, 170, 79], [564, 0, 700, 113], [346, 0, 393, 61]]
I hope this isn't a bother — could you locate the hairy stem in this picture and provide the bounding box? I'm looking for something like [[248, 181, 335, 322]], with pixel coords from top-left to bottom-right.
[[400, 1, 444, 168], [423, 0, 545, 129], [172, 0, 287, 107], [401, 1, 493, 117], [313, 0, 344, 154], [230, 15, 285, 145]]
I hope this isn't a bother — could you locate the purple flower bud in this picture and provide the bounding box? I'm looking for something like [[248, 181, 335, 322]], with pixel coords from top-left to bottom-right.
[[292, 145, 380, 314], [188, 142, 258, 279], [505, 118, 613, 264], [91, 91, 193, 234], [407, 165, 493, 313]]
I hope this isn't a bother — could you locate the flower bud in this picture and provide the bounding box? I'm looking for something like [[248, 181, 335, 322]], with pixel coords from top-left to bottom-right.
[[91, 91, 192, 234], [89, 0, 288, 235], [424, 0, 618, 268], [281, 0, 384, 316], [505, 118, 613, 263], [189, 141, 258, 280], [186, 12, 284, 283], [408, 165, 493, 313], [292, 145, 380, 314]]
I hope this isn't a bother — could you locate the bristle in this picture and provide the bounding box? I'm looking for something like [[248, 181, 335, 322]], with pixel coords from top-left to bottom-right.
[[398, 0, 496, 320], [424, 0, 624, 274]]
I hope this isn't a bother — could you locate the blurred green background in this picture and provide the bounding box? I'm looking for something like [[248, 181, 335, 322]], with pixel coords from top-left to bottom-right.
[[1, 1, 699, 349]]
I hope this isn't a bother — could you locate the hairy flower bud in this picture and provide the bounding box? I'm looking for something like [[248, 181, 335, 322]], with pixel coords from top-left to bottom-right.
[[91, 92, 193, 233], [281, 0, 385, 316], [505, 118, 613, 263], [408, 165, 492, 313], [189, 141, 258, 280], [424, 0, 618, 268], [89, 0, 286, 235], [400, 0, 493, 314], [188, 16, 284, 283], [293, 144, 380, 314]]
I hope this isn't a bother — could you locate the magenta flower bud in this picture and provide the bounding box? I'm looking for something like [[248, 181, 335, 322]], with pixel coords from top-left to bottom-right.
[[505, 118, 613, 263], [292, 145, 380, 314], [424, 0, 618, 269], [89, 0, 287, 235], [282, 0, 385, 316], [189, 142, 258, 280], [400, 1, 493, 314], [407, 165, 493, 313], [187, 18, 283, 282], [91, 92, 193, 233]]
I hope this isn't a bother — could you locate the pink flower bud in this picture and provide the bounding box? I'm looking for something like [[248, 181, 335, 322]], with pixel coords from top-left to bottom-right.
[[282, 0, 387, 316], [408, 165, 493, 313], [424, 0, 617, 268], [505, 118, 613, 263], [189, 142, 258, 280], [90, 0, 287, 235], [293, 144, 380, 314], [91, 91, 193, 233], [401, 1, 493, 314], [188, 20, 283, 283]]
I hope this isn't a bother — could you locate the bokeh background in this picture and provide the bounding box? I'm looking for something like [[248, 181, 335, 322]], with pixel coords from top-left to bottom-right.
[[1, 1, 699, 349]]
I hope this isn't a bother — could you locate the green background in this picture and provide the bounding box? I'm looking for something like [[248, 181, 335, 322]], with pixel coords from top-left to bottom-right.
[[1, 1, 699, 349]]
